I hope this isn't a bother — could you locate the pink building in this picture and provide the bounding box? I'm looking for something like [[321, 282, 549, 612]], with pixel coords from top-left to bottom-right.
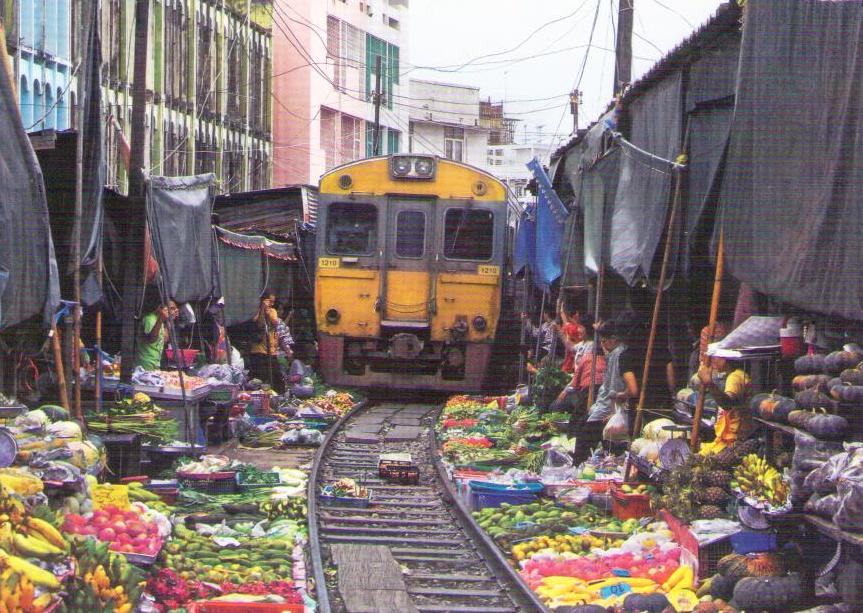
[[271, 0, 410, 186]]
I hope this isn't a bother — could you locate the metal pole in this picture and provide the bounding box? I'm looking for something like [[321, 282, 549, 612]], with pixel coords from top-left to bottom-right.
[[691, 229, 725, 450], [372, 55, 382, 156], [50, 322, 70, 410], [586, 263, 605, 409]]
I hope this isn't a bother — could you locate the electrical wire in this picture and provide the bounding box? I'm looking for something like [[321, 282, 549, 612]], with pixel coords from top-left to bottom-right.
[[545, 0, 603, 159], [646, 0, 695, 28]]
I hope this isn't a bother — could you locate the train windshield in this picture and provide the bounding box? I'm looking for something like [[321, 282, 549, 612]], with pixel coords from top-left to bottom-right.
[[443, 208, 493, 261], [326, 203, 378, 255], [395, 211, 426, 258]]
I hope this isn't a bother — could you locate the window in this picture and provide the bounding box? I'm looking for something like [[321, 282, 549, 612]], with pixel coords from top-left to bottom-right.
[[365, 35, 399, 109], [444, 126, 464, 162], [443, 209, 494, 261], [340, 114, 362, 162], [387, 128, 400, 154], [327, 203, 378, 255], [495, 148, 503, 156], [395, 211, 425, 258], [320, 107, 337, 170]]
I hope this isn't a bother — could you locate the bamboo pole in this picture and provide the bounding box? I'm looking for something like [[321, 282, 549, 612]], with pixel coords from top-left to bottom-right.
[[586, 263, 605, 409], [632, 127, 690, 437], [50, 322, 70, 410], [690, 228, 725, 450]]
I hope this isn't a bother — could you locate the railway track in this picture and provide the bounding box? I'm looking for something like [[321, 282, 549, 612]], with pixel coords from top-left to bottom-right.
[[308, 401, 546, 613]]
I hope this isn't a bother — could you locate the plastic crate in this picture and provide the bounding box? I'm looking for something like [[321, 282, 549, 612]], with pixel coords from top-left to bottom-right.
[[188, 602, 303, 613], [611, 487, 652, 521], [730, 530, 778, 554], [178, 471, 237, 494], [662, 510, 735, 579], [320, 494, 371, 508], [467, 482, 537, 511]]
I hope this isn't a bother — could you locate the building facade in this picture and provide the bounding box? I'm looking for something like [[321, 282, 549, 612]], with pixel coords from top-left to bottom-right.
[[479, 99, 518, 146], [486, 142, 551, 208], [100, 0, 273, 194], [407, 78, 489, 167], [3, 0, 74, 132], [271, 0, 409, 186]]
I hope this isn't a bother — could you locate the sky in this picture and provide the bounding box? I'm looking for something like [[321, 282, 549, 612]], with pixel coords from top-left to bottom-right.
[[407, 0, 725, 150]]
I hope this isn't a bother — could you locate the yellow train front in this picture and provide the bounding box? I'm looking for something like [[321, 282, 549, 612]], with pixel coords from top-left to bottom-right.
[[315, 154, 507, 392]]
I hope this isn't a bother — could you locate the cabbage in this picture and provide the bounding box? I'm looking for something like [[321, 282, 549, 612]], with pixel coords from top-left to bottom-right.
[[638, 440, 661, 463], [64, 441, 105, 473], [642, 418, 675, 441], [14, 409, 49, 431], [46, 421, 83, 440]]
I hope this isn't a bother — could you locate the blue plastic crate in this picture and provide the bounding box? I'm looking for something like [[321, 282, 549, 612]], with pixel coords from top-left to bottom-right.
[[730, 530, 778, 554], [468, 480, 545, 494], [468, 482, 538, 511]]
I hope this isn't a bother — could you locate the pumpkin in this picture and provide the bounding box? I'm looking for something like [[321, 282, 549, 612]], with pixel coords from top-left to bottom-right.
[[794, 353, 826, 374], [771, 397, 797, 423], [732, 573, 804, 611], [824, 350, 863, 374], [832, 384, 863, 405], [623, 593, 670, 612], [754, 394, 796, 422], [794, 389, 838, 411], [804, 411, 848, 438], [555, 607, 606, 613], [749, 393, 771, 413], [710, 573, 739, 600], [840, 368, 863, 386], [791, 374, 831, 392], [787, 410, 813, 429], [828, 377, 844, 399]]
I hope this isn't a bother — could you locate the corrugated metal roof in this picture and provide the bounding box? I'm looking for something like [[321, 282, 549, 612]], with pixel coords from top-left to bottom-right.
[[214, 185, 313, 241]]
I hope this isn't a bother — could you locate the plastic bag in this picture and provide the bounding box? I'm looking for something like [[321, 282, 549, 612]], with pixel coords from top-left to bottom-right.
[[602, 402, 630, 442], [804, 451, 852, 495], [805, 493, 841, 519], [834, 479, 863, 531]]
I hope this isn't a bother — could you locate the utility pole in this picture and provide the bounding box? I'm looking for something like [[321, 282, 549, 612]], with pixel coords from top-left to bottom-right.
[[120, 0, 150, 381], [569, 89, 582, 133], [615, 0, 634, 95], [372, 54, 382, 156]]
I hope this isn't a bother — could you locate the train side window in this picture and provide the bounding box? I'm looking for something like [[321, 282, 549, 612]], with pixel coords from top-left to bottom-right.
[[395, 210, 425, 258], [443, 208, 494, 261], [326, 202, 378, 255]]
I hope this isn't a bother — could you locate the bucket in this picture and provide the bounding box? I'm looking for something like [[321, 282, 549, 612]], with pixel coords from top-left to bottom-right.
[[780, 321, 804, 358]]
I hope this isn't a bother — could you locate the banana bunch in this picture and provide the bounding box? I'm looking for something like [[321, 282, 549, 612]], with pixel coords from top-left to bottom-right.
[[511, 534, 619, 561], [0, 473, 43, 498], [661, 564, 694, 592], [0, 567, 55, 613], [0, 488, 25, 526], [732, 454, 789, 506], [69, 538, 143, 613], [538, 575, 659, 608], [0, 517, 68, 563], [0, 549, 60, 591]]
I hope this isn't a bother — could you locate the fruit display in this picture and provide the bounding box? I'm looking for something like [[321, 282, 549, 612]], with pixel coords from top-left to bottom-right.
[[321, 478, 367, 499], [163, 524, 295, 585], [511, 533, 624, 562], [62, 504, 164, 557], [732, 454, 790, 510], [305, 391, 355, 416], [65, 536, 145, 613], [652, 454, 734, 522]]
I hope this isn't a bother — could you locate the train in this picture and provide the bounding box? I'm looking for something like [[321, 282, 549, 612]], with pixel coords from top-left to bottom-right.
[[314, 154, 515, 392]]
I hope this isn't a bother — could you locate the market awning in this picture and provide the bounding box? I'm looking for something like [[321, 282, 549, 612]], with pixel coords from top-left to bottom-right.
[[0, 36, 60, 328], [716, 0, 863, 321]]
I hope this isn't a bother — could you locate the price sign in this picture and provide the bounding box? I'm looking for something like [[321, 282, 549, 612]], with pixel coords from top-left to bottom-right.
[[598, 582, 632, 599], [477, 265, 500, 276], [93, 484, 131, 511], [318, 257, 341, 269]]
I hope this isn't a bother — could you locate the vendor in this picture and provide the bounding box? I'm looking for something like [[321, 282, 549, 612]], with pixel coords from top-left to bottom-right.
[[696, 323, 755, 455], [248, 290, 285, 393], [571, 320, 630, 465], [136, 293, 179, 371], [559, 305, 587, 374], [550, 316, 606, 435]]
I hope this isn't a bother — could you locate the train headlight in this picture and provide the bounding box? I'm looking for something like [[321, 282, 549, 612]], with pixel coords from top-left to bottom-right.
[[414, 157, 435, 177], [391, 156, 412, 177], [389, 155, 436, 180], [326, 308, 341, 324], [472, 316, 487, 332]]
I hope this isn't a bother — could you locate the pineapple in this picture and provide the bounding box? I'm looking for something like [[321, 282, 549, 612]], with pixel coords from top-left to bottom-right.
[[706, 470, 733, 488], [699, 504, 723, 519], [699, 486, 729, 505]]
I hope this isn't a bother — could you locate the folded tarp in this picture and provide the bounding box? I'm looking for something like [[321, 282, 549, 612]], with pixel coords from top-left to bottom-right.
[[0, 34, 60, 328], [610, 72, 683, 286], [717, 0, 863, 321], [146, 174, 217, 304]]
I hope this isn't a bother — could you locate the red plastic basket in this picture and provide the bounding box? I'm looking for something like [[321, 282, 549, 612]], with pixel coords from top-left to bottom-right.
[[611, 487, 652, 521], [188, 603, 303, 613]]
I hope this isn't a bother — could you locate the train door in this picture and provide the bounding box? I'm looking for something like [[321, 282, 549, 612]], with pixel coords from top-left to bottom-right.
[[381, 199, 435, 324]]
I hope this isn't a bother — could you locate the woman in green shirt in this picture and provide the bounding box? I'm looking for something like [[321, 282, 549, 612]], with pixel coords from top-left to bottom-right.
[[136, 297, 178, 371]]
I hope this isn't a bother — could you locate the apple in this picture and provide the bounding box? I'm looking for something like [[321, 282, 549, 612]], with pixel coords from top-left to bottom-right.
[[111, 520, 127, 533], [117, 533, 132, 545], [126, 521, 145, 537], [79, 526, 97, 536], [123, 511, 138, 522], [97, 528, 117, 542]]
